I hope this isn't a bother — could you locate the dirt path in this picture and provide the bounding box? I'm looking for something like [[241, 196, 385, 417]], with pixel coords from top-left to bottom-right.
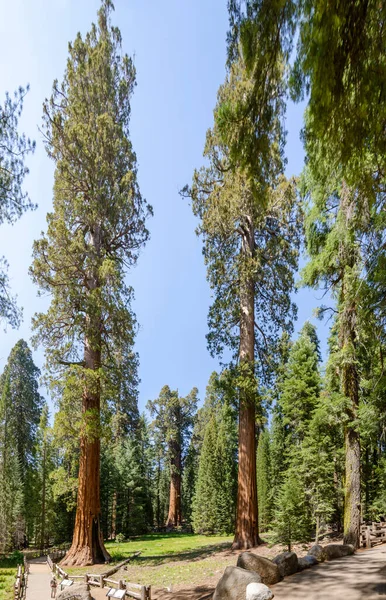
[[26, 558, 53, 600], [272, 546, 386, 599]]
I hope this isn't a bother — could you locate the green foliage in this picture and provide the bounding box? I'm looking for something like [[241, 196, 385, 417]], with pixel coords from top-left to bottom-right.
[[30, 0, 152, 410], [185, 56, 301, 383], [256, 430, 272, 532], [292, 0, 386, 201], [279, 322, 321, 443], [273, 465, 311, 551], [192, 387, 237, 536], [0, 87, 35, 328], [0, 340, 43, 549], [224, 0, 296, 186]]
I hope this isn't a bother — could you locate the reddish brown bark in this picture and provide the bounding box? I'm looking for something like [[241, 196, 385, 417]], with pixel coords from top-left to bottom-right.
[[62, 226, 110, 567], [166, 440, 182, 528], [233, 220, 260, 549]]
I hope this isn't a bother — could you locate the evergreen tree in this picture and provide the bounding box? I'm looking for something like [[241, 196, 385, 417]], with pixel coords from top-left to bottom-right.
[[30, 0, 151, 566], [0, 374, 23, 551], [192, 401, 237, 535], [256, 430, 272, 533], [192, 417, 220, 534], [34, 404, 56, 549], [273, 465, 311, 552], [301, 398, 337, 543], [280, 322, 321, 445], [147, 386, 198, 527], [302, 174, 368, 547], [185, 53, 301, 548], [0, 87, 35, 327], [0, 340, 43, 546]]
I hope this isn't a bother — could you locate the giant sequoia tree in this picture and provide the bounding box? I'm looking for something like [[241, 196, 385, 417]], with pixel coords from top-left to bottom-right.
[[186, 56, 301, 548], [30, 1, 151, 566], [147, 386, 198, 528]]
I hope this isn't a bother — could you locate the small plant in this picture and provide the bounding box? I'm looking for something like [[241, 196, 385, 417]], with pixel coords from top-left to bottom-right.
[[115, 533, 126, 544]]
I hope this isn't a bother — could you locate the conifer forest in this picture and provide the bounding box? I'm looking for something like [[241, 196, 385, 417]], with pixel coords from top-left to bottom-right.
[[0, 0, 386, 595]]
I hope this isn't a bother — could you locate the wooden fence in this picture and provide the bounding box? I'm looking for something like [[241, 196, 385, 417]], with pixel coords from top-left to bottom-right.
[[14, 558, 28, 600], [48, 551, 151, 600], [361, 521, 386, 548]]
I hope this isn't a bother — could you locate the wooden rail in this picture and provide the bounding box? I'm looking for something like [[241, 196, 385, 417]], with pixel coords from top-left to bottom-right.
[[14, 562, 27, 600], [361, 521, 386, 548], [47, 550, 151, 599]]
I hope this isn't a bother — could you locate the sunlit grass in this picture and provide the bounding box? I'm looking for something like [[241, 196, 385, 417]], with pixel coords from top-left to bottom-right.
[[0, 553, 23, 600], [66, 533, 234, 587]]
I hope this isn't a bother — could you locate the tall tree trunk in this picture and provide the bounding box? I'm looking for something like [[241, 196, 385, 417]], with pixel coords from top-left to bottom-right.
[[166, 440, 182, 527], [339, 196, 361, 549], [40, 441, 46, 551], [233, 220, 259, 549], [62, 226, 110, 566], [342, 332, 361, 547]]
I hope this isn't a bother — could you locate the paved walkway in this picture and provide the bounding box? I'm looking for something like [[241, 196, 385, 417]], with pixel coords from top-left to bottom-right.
[[272, 546, 386, 599], [26, 557, 53, 600]]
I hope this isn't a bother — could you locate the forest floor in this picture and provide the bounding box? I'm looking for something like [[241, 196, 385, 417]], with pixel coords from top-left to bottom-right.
[[66, 533, 346, 600]]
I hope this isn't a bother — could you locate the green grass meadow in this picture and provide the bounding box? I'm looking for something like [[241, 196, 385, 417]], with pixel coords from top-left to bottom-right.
[[0, 553, 23, 600], [67, 533, 234, 587]]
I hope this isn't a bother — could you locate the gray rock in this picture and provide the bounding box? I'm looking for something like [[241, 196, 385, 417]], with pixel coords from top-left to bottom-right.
[[57, 582, 91, 600], [297, 555, 318, 570], [272, 552, 298, 577], [324, 544, 355, 561], [237, 553, 282, 585], [246, 582, 274, 600], [213, 566, 261, 600], [308, 544, 326, 562]]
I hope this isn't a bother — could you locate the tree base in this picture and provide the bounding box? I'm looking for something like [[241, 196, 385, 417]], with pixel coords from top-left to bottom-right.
[[61, 542, 111, 567], [231, 535, 264, 550]]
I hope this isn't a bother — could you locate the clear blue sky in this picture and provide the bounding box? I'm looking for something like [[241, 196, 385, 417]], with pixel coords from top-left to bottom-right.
[[0, 0, 331, 413]]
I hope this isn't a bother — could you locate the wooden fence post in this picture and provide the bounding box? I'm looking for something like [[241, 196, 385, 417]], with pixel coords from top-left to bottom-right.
[[366, 527, 371, 549], [100, 575, 104, 588], [118, 579, 124, 589], [140, 585, 146, 600], [147, 585, 152, 599]]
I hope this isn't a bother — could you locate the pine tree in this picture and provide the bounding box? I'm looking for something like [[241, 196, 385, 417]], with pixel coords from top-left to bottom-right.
[[302, 175, 368, 547], [30, 1, 151, 566], [34, 404, 56, 549], [0, 340, 43, 546], [280, 322, 321, 445], [301, 399, 337, 543], [0, 374, 23, 551], [192, 401, 237, 535], [256, 431, 272, 533], [192, 417, 220, 534], [273, 466, 311, 552], [0, 87, 35, 327]]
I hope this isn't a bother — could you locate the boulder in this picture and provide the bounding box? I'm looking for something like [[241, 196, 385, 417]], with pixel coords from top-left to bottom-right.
[[57, 583, 91, 600], [298, 555, 318, 571], [213, 566, 262, 600], [272, 552, 298, 577], [324, 544, 355, 561], [308, 544, 326, 562], [237, 552, 282, 585], [246, 582, 274, 600]]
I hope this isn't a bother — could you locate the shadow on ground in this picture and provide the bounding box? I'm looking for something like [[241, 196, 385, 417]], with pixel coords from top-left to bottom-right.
[[272, 547, 386, 600], [112, 542, 232, 566]]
